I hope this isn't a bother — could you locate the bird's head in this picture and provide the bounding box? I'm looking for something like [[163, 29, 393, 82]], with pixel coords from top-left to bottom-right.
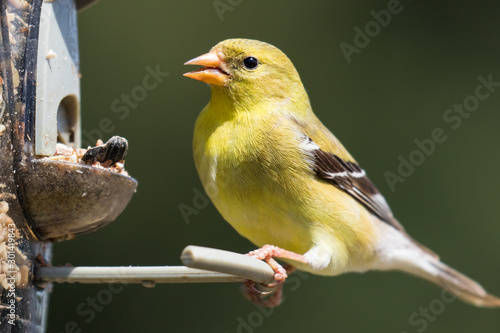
[[184, 39, 308, 105]]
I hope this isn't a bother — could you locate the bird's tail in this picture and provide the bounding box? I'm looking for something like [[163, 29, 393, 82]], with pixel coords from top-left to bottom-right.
[[398, 251, 500, 307]]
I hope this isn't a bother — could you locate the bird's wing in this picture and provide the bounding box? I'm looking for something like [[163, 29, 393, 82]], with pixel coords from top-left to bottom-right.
[[313, 144, 396, 224], [300, 132, 405, 232], [292, 116, 439, 257], [311, 139, 441, 258]]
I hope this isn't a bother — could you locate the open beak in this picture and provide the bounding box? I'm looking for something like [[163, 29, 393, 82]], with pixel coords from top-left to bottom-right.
[[183, 51, 230, 86]]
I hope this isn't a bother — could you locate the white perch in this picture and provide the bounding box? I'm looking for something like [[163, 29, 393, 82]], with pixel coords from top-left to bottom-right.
[[37, 246, 276, 286]]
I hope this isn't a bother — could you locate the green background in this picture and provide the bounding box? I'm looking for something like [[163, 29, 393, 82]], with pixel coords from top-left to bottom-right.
[[48, 0, 500, 332]]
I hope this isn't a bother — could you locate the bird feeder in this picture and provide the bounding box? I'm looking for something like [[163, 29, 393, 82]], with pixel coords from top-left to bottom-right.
[[0, 0, 136, 329]]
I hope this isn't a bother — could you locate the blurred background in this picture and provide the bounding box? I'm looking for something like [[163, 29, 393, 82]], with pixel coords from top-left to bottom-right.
[[48, 0, 500, 332]]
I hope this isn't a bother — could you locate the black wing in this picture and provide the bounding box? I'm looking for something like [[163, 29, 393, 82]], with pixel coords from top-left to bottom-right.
[[306, 136, 440, 258], [311, 141, 403, 232]]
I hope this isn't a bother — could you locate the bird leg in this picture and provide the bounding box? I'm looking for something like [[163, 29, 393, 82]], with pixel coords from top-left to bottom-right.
[[243, 245, 306, 307], [247, 245, 306, 285]]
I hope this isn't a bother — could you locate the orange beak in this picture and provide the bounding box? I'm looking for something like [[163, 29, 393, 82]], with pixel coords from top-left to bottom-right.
[[183, 51, 230, 86]]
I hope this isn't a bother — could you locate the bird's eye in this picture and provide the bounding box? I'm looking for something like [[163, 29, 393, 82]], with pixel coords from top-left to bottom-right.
[[243, 57, 259, 70]]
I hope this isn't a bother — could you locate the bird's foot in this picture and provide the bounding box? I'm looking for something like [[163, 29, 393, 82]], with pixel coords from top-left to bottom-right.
[[242, 279, 284, 307], [242, 245, 305, 307]]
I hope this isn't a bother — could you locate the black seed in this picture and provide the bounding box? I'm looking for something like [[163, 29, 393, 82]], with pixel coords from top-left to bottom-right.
[[82, 136, 128, 165], [102, 136, 128, 163]]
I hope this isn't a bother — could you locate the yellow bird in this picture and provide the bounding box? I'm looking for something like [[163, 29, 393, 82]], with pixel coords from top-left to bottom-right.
[[184, 38, 500, 307]]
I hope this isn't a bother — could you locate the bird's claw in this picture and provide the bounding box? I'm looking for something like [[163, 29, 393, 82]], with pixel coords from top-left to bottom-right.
[[242, 245, 303, 307], [241, 279, 284, 307]]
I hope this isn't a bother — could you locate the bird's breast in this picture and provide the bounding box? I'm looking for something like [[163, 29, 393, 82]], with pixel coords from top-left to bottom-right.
[[193, 113, 317, 253]]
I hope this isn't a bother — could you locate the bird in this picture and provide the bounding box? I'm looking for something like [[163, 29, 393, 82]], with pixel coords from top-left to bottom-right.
[[183, 38, 500, 307]]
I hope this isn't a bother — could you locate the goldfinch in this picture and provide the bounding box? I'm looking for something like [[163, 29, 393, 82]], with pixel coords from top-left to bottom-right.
[[184, 38, 500, 307]]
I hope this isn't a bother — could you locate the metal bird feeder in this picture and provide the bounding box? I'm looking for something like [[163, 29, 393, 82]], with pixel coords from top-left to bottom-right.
[[0, 0, 137, 330]]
